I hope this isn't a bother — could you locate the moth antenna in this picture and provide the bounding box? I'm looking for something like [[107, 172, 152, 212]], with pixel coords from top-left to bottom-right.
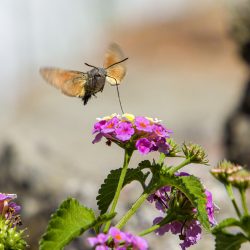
[[105, 57, 128, 69], [85, 63, 98, 70], [106, 75, 124, 114]]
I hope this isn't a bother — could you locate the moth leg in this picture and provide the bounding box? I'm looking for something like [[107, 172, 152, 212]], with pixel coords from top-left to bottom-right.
[[100, 86, 104, 92], [82, 94, 91, 105]]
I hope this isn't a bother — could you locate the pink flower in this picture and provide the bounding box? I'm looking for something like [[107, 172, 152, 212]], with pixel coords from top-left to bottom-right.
[[115, 122, 135, 141], [152, 124, 170, 138], [102, 117, 119, 133], [92, 114, 172, 156], [87, 227, 148, 250], [87, 233, 109, 248], [93, 120, 107, 134], [135, 117, 153, 132], [109, 227, 127, 246]]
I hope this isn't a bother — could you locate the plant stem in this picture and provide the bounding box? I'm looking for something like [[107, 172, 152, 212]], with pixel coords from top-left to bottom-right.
[[139, 224, 160, 236], [169, 158, 191, 174], [116, 193, 148, 229], [225, 184, 242, 218], [239, 188, 248, 216], [139, 213, 174, 236], [104, 149, 133, 232]]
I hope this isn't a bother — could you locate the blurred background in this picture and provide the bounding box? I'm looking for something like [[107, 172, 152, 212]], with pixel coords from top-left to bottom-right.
[[0, 0, 250, 249]]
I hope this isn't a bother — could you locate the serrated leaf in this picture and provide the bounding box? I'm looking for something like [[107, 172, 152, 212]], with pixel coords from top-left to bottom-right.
[[160, 173, 210, 230], [39, 198, 95, 250], [138, 160, 152, 169], [214, 232, 248, 250], [97, 168, 147, 214], [212, 218, 241, 234]]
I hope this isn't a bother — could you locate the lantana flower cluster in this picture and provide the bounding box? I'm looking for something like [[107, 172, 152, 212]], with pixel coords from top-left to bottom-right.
[[147, 172, 217, 250], [87, 227, 148, 250], [0, 193, 21, 226], [92, 114, 172, 155]]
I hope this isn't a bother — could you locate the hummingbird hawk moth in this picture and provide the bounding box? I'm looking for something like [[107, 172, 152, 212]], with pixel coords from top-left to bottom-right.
[[40, 43, 128, 109]]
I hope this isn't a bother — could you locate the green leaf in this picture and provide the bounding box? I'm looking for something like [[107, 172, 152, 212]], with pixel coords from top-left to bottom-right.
[[138, 160, 152, 169], [39, 198, 95, 250], [160, 173, 210, 230], [97, 168, 147, 214], [241, 215, 250, 235], [212, 218, 241, 234], [214, 232, 248, 250]]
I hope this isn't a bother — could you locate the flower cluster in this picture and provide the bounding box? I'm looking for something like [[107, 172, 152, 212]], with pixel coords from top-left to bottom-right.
[[147, 172, 216, 250], [0, 193, 21, 226], [153, 218, 202, 250], [92, 114, 172, 155], [0, 193, 26, 248], [87, 227, 148, 250]]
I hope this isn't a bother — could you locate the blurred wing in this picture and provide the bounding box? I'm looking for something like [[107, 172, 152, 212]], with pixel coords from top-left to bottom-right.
[[103, 43, 127, 85], [40, 68, 87, 97]]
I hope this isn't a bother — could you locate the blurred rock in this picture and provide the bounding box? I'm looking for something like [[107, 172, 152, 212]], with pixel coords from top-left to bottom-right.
[[224, 2, 250, 169]]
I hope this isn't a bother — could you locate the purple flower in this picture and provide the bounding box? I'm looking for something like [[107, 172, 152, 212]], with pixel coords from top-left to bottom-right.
[[109, 227, 126, 246], [87, 227, 148, 250], [147, 186, 171, 212], [115, 122, 135, 141], [153, 217, 201, 250], [155, 138, 170, 154], [179, 220, 202, 250], [87, 233, 109, 248], [136, 138, 152, 155], [153, 217, 171, 235], [92, 133, 104, 144], [169, 221, 183, 234], [152, 124, 169, 138], [135, 117, 153, 132], [205, 190, 217, 226], [132, 235, 148, 250], [0, 193, 21, 226], [96, 246, 108, 250], [102, 117, 119, 133], [93, 120, 107, 134], [148, 175, 217, 250], [92, 114, 172, 156]]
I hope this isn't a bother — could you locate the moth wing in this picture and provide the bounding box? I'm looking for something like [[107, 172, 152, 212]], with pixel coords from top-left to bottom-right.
[[40, 68, 87, 97], [103, 43, 127, 86]]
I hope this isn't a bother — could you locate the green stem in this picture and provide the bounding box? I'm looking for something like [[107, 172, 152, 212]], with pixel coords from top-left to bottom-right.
[[226, 184, 242, 218], [139, 212, 174, 236], [169, 158, 192, 174], [104, 149, 133, 232], [139, 224, 160, 237], [239, 188, 248, 216], [116, 192, 148, 229]]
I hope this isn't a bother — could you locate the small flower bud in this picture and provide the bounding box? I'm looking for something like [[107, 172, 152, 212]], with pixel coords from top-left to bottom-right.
[[182, 143, 208, 164], [167, 139, 181, 157], [228, 169, 250, 190], [0, 219, 27, 249]]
